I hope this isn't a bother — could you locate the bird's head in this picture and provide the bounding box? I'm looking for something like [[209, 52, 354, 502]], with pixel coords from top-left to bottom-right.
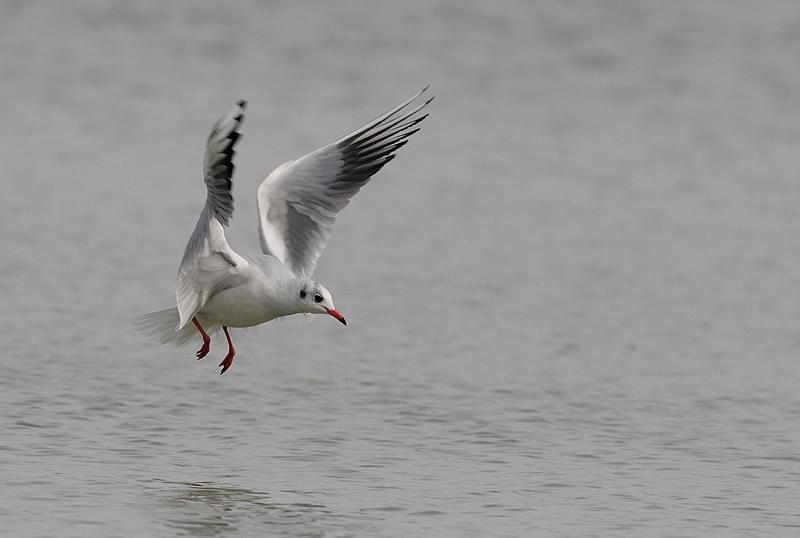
[[297, 281, 346, 325]]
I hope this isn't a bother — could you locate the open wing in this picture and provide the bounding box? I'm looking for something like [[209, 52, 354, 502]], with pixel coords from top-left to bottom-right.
[[256, 87, 433, 279], [175, 100, 249, 329]]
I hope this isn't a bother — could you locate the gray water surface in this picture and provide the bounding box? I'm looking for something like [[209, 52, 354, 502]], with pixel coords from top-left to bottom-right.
[[1, 1, 800, 536]]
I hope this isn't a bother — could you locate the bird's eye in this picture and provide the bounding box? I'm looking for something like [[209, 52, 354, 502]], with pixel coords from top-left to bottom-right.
[[299, 289, 306, 299], [313, 294, 323, 303]]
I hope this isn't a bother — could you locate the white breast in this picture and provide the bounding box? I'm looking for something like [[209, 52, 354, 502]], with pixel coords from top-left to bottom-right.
[[197, 273, 282, 328]]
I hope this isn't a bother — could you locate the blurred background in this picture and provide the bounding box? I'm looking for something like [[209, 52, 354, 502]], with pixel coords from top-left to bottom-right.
[[1, 1, 799, 536]]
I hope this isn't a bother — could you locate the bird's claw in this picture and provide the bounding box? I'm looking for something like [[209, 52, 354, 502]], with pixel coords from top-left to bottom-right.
[[196, 341, 211, 360], [218, 354, 235, 375]]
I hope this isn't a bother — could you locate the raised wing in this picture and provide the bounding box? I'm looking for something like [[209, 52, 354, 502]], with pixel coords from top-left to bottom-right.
[[257, 87, 433, 279], [175, 101, 249, 329]]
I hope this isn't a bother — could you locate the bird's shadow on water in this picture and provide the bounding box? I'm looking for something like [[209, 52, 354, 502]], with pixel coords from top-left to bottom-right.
[[147, 480, 333, 537]]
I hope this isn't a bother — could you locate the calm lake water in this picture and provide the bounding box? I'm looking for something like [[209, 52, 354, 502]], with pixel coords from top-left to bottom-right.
[[1, 1, 800, 536]]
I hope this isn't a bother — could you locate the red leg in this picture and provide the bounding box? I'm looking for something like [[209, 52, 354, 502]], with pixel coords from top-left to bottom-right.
[[192, 317, 211, 360], [219, 326, 236, 374]]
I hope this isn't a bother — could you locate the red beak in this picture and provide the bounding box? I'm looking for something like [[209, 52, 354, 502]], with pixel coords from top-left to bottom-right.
[[326, 308, 347, 326]]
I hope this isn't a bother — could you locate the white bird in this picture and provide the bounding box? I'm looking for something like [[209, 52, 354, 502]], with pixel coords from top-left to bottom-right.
[[136, 88, 433, 373]]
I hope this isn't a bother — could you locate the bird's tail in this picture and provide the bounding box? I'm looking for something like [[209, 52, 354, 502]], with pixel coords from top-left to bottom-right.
[[133, 307, 219, 347]]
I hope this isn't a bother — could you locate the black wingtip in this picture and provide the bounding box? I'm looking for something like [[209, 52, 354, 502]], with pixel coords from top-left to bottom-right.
[[237, 99, 247, 109]]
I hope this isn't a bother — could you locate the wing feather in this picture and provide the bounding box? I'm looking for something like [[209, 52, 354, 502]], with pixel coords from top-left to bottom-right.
[[175, 101, 249, 329], [257, 88, 433, 279]]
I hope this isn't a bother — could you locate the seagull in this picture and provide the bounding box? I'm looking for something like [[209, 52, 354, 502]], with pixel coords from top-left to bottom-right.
[[135, 88, 433, 373]]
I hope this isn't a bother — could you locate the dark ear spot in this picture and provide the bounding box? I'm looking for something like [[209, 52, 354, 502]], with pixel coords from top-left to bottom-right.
[[299, 289, 306, 299]]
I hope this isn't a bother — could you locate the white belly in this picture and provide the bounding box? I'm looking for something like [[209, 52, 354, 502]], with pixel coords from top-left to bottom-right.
[[199, 284, 281, 328]]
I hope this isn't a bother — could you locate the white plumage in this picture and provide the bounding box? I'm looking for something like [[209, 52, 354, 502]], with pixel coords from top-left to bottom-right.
[[136, 88, 433, 373]]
